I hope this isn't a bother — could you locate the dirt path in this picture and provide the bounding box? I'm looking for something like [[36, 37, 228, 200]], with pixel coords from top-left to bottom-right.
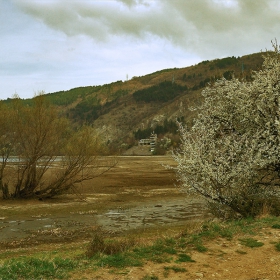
[[70, 227, 280, 280]]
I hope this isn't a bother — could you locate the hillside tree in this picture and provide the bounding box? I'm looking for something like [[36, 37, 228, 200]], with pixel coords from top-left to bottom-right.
[[173, 42, 280, 218]]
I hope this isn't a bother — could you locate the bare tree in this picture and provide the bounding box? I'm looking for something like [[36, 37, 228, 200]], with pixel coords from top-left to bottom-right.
[[173, 42, 280, 218], [0, 94, 115, 199], [0, 103, 15, 199]]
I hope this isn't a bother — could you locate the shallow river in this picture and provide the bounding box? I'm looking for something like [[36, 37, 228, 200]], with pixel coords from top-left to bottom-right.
[[0, 197, 208, 242]]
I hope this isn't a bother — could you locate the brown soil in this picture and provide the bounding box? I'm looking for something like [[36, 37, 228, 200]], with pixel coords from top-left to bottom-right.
[[1, 156, 280, 279], [69, 227, 280, 280]]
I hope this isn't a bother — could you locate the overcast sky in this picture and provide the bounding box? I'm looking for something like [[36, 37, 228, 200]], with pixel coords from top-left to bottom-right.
[[1, 0, 280, 100]]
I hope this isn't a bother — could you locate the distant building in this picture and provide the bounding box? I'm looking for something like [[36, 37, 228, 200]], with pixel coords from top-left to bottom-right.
[[139, 132, 157, 152]]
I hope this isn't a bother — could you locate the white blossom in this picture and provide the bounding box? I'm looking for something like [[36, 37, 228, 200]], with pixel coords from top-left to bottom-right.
[[173, 42, 280, 217]]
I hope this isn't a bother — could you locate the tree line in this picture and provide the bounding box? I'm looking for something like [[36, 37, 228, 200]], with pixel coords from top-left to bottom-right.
[[133, 81, 187, 103], [134, 118, 182, 140]]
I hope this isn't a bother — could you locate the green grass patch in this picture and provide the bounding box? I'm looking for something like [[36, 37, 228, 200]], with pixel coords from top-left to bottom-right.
[[272, 224, 280, 229], [163, 265, 187, 278], [0, 257, 77, 280], [2, 216, 280, 278], [97, 253, 142, 268], [178, 237, 187, 249], [133, 238, 177, 263], [92, 236, 178, 268], [176, 253, 195, 263], [239, 238, 264, 248], [229, 217, 257, 234], [185, 221, 237, 253], [194, 243, 208, 252], [187, 234, 208, 252], [199, 223, 233, 239], [232, 216, 280, 235]]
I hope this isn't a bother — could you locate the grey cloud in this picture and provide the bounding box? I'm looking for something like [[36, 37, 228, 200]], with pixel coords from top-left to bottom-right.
[[13, 0, 280, 58], [118, 0, 149, 7]]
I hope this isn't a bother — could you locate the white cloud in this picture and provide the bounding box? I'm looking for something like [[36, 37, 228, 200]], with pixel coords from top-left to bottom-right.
[[1, 0, 280, 99], [13, 0, 280, 56]]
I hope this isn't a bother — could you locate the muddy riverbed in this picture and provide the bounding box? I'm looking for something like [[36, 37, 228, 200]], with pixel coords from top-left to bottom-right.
[[0, 197, 207, 242], [0, 156, 209, 246]]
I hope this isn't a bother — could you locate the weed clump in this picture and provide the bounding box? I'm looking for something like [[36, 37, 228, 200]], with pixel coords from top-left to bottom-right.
[[272, 224, 280, 229], [176, 253, 195, 263], [164, 265, 187, 277], [239, 238, 264, 248], [275, 241, 280, 251], [86, 231, 137, 258], [97, 253, 142, 268]]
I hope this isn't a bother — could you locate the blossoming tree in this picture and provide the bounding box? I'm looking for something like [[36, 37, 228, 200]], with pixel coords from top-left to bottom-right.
[[173, 42, 280, 217]]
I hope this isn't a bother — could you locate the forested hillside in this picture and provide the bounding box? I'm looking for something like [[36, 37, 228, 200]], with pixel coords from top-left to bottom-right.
[[2, 52, 265, 154]]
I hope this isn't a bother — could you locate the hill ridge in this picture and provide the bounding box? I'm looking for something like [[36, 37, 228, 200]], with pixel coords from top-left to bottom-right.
[[3, 51, 266, 154]]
